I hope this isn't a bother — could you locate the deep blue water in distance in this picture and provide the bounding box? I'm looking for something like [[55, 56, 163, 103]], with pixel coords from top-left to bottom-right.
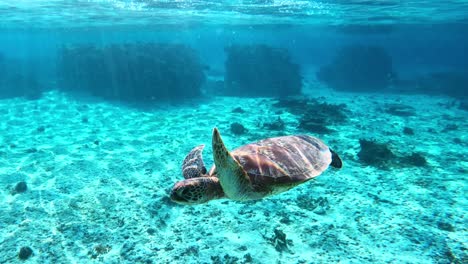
[[0, 1, 467, 263]]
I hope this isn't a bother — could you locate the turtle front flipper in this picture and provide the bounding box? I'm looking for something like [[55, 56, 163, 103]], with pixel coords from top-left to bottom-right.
[[212, 128, 253, 201], [182, 145, 207, 179]]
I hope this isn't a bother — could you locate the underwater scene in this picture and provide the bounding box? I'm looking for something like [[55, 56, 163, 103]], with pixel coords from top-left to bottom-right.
[[0, 1, 467, 263]]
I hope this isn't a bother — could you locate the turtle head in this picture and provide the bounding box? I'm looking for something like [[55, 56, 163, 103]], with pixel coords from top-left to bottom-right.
[[170, 177, 224, 205]]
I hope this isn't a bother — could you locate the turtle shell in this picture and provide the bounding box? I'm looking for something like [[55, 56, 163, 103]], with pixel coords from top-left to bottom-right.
[[209, 135, 333, 193]]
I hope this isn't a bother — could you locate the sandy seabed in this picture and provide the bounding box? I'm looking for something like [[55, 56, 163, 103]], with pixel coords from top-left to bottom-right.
[[0, 86, 466, 264]]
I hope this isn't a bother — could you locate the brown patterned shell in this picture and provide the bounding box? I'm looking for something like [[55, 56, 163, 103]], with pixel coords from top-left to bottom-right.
[[209, 135, 332, 190]]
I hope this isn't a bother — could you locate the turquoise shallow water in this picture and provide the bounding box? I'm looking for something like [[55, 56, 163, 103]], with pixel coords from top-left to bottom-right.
[[0, 1, 467, 263]]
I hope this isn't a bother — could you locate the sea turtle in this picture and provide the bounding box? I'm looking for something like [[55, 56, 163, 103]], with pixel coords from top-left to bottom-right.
[[170, 128, 342, 205]]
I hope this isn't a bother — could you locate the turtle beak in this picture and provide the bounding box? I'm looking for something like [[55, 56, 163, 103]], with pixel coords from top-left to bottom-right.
[[170, 193, 185, 204], [170, 186, 189, 205], [170, 191, 190, 205]]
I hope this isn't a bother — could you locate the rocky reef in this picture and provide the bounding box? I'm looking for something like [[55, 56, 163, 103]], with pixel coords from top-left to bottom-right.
[[0, 53, 43, 100], [317, 45, 394, 92], [57, 43, 206, 102], [416, 71, 468, 99], [224, 44, 302, 97]]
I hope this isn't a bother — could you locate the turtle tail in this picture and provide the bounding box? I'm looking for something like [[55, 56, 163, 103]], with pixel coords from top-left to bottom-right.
[[330, 149, 343, 169]]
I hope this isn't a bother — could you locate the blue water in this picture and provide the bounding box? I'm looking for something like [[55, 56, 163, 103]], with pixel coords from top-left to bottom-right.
[[0, 1, 467, 263]]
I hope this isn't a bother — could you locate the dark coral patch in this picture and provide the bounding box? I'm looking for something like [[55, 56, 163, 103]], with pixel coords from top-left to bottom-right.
[[358, 139, 397, 169], [230, 122, 247, 135], [18, 246, 33, 260]]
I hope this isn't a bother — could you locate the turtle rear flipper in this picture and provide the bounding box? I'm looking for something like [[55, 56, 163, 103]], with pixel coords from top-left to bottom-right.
[[330, 149, 343, 169], [182, 145, 207, 179]]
